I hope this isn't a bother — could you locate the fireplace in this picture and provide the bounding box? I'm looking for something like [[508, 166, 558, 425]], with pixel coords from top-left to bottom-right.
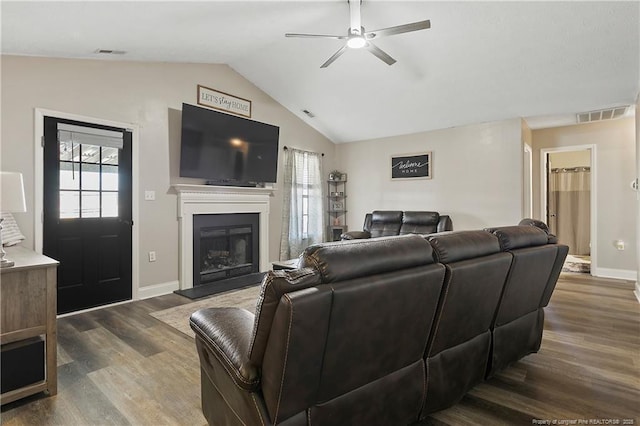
[[174, 184, 272, 291], [193, 213, 259, 287]]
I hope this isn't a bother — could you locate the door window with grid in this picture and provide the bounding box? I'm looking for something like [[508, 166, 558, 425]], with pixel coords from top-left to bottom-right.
[[58, 124, 123, 219]]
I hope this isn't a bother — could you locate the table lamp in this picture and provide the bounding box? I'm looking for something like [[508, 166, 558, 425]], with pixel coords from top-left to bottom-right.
[[1, 172, 27, 268]]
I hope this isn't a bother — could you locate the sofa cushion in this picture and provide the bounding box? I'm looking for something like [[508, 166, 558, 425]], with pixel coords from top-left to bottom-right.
[[487, 225, 549, 250], [399, 211, 440, 235], [518, 218, 550, 233], [248, 268, 321, 365], [367, 210, 403, 237], [518, 218, 558, 243], [300, 234, 436, 283], [427, 230, 502, 263]]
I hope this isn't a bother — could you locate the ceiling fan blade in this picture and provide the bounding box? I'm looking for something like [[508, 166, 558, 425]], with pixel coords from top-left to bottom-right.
[[320, 45, 348, 68], [366, 42, 396, 66], [365, 20, 431, 39], [348, 0, 362, 35], [285, 33, 347, 40]]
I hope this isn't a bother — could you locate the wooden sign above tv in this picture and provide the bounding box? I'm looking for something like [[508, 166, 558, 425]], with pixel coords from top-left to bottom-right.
[[197, 85, 252, 118]]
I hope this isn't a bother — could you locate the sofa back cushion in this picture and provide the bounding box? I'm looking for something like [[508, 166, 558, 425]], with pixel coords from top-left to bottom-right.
[[487, 226, 563, 325], [420, 230, 512, 412], [488, 225, 549, 250], [260, 235, 445, 424], [426, 231, 512, 355], [301, 234, 437, 282], [248, 268, 321, 365], [399, 211, 440, 235], [366, 210, 403, 237]]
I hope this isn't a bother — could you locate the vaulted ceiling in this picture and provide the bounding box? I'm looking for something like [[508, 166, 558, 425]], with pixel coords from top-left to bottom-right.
[[2, 1, 639, 143]]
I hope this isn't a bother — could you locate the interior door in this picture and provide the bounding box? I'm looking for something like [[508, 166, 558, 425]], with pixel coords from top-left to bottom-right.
[[43, 116, 132, 314]]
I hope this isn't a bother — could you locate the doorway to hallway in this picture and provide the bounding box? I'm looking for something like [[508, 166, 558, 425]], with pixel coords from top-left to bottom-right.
[[542, 146, 595, 274]]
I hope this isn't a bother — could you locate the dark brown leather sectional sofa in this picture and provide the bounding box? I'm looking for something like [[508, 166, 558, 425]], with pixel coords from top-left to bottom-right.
[[190, 225, 568, 426], [341, 210, 453, 240]]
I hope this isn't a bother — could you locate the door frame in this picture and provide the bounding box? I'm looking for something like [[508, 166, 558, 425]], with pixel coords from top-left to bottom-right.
[[34, 108, 140, 300], [540, 144, 597, 275], [523, 143, 533, 218]]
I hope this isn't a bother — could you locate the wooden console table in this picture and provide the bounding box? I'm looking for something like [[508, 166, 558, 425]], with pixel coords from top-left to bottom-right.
[[1, 246, 58, 405]]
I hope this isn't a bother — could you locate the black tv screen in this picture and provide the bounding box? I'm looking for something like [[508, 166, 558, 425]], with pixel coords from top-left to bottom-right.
[[179, 103, 279, 185]]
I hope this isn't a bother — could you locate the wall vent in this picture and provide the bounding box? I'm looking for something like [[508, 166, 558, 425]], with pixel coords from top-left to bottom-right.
[[94, 49, 126, 55], [577, 106, 629, 124]]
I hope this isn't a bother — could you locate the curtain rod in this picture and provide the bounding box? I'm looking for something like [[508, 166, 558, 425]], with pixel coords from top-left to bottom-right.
[[551, 166, 590, 173], [283, 146, 324, 156]]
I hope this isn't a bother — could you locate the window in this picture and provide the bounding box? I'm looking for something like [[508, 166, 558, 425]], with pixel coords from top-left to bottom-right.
[[280, 148, 324, 259], [58, 124, 123, 219], [300, 152, 310, 239]]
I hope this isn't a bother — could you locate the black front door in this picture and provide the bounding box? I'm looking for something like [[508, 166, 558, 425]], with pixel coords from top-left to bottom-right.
[[43, 116, 132, 314]]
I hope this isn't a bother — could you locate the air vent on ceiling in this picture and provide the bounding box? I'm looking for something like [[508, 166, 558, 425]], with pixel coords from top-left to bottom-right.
[[577, 106, 629, 124], [94, 49, 126, 55]]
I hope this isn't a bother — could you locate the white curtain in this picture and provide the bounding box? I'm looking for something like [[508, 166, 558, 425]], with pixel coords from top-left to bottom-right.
[[280, 148, 324, 260], [548, 167, 591, 255]]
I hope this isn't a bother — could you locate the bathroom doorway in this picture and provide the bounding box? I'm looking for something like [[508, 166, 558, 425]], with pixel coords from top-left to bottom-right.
[[541, 146, 595, 274]]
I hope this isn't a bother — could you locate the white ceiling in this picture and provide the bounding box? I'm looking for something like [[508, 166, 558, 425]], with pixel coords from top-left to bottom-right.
[[2, 1, 639, 143]]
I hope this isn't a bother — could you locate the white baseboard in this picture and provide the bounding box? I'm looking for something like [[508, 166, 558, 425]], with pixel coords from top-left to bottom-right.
[[591, 267, 637, 281], [57, 299, 133, 318], [138, 280, 180, 300]]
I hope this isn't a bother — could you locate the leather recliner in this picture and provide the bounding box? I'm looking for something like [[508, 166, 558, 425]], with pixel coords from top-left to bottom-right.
[[341, 210, 453, 240], [484, 225, 568, 377], [190, 235, 446, 425], [422, 230, 512, 413]]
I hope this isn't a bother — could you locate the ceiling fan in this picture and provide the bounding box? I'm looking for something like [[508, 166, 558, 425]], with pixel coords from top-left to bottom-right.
[[285, 0, 431, 68]]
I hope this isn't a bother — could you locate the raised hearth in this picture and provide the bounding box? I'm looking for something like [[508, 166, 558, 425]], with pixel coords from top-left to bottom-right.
[[173, 184, 272, 290]]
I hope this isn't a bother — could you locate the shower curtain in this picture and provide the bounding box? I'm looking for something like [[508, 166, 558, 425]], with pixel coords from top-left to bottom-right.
[[548, 167, 591, 255]]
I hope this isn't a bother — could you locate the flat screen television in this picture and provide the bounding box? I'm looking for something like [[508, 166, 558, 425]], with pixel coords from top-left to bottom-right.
[[179, 103, 279, 185]]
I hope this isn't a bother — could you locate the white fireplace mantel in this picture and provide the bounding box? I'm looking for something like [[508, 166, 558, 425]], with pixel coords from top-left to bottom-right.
[[173, 184, 274, 290]]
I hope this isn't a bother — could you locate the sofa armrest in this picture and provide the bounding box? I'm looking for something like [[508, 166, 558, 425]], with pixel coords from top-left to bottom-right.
[[437, 215, 453, 233], [340, 230, 371, 240], [190, 307, 259, 391]]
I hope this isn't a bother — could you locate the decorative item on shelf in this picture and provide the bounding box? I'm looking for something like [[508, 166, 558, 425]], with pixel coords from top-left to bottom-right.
[[333, 217, 341, 226], [331, 201, 344, 211], [330, 191, 344, 197], [329, 170, 346, 181], [0, 172, 27, 268]]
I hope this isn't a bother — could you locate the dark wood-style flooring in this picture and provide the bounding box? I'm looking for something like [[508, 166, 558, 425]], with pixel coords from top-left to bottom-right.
[[2, 273, 639, 425]]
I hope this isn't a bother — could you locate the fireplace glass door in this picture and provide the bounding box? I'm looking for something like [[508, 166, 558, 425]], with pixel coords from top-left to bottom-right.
[[193, 213, 259, 286]]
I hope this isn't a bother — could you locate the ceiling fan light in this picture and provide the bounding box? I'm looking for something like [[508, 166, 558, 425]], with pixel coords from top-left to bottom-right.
[[347, 36, 366, 49]]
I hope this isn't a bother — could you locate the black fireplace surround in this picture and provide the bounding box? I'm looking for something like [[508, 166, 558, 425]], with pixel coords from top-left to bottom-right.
[[193, 213, 260, 287]]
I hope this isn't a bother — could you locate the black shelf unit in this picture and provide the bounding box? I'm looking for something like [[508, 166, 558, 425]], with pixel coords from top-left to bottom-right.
[[327, 176, 347, 241]]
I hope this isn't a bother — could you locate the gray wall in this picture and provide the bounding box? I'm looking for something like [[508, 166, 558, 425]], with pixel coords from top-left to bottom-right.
[[336, 118, 525, 231], [532, 118, 637, 275], [0, 55, 336, 293]]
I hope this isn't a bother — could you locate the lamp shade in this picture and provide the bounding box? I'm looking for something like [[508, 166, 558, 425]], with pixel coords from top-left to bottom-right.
[[1, 172, 27, 213]]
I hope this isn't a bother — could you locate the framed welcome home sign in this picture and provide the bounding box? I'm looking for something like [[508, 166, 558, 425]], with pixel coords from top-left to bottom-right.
[[391, 152, 431, 180]]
